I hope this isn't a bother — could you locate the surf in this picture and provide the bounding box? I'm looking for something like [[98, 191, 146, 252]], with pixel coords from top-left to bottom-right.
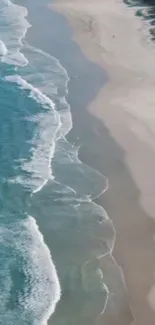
[[0, 0, 30, 66], [0, 1, 117, 324]]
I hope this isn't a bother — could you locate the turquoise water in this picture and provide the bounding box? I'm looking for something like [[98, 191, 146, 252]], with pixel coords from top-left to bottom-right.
[[0, 1, 115, 324]]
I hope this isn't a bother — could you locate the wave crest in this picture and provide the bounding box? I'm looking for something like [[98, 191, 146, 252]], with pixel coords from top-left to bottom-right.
[[0, 215, 61, 325]]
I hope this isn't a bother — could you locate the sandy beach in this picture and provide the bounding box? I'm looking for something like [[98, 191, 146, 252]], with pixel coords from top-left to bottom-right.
[[49, 1, 155, 324]]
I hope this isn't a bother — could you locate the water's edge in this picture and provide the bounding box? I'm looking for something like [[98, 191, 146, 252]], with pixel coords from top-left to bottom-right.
[[7, 0, 133, 324]]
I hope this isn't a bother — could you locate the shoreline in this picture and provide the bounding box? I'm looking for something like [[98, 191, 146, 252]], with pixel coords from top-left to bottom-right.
[[12, 0, 155, 324], [50, 0, 155, 324], [22, 1, 133, 324], [13, 0, 130, 323]]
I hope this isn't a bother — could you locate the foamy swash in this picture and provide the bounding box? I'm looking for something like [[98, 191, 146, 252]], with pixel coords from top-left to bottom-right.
[[4, 74, 62, 192], [0, 0, 62, 324], [0, 216, 61, 325], [0, 0, 29, 66], [2, 37, 74, 322], [0, 0, 117, 324]]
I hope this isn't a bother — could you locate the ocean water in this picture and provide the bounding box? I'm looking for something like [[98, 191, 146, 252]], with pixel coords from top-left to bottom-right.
[[0, 1, 116, 325], [124, 0, 155, 38]]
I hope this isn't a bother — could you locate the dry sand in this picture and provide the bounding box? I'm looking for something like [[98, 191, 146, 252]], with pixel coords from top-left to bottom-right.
[[50, 1, 155, 324]]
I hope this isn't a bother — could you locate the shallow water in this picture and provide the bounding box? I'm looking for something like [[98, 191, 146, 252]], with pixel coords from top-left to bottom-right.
[[0, 1, 116, 324]]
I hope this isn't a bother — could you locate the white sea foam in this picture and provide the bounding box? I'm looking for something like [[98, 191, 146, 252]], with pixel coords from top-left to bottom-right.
[[19, 44, 72, 136], [4, 74, 62, 192], [1, 1, 113, 323], [4, 74, 57, 109], [23, 45, 69, 88], [3, 40, 73, 193], [3, 43, 72, 323], [20, 216, 61, 324], [15, 44, 72, 135], [0, 1, 71, 324], [0, 216, 61, 325], [0, 40, 8, 56], [0, 0, 30, 66]]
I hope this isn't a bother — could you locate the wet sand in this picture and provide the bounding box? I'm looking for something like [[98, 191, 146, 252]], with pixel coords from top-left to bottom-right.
[[13, 0, 155, 323], [50, 0, 155, 324]]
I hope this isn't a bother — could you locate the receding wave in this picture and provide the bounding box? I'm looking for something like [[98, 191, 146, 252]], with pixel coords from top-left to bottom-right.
[[0, 40, 8, 56], [0, 0, 30, 66], [0, 1, 118, 325], [4, 74, 61, 192], [0, 215, 60, 325], [3, 45, 113, 324]]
